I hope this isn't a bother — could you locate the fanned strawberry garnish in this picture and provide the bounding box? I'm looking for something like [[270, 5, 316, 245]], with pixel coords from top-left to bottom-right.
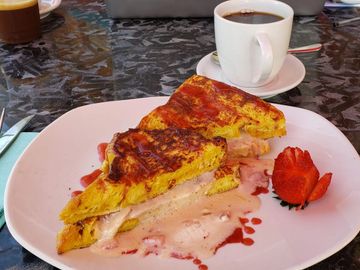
[[272, 147, 332, 209], [308, 172, 332, 202]]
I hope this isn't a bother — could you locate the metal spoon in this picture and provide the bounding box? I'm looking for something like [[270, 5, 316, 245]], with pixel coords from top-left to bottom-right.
[[211, 43, 322, 65], [287, 43, 322, 53]]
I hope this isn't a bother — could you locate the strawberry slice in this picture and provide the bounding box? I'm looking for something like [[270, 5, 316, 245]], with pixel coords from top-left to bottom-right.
[[308, 173, 332, 202], [272, 147, 331, 208]]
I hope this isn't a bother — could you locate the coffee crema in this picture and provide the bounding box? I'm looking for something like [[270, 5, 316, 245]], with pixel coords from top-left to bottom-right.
[[0, 0, 40, 44], [223, 11, 283, 24]]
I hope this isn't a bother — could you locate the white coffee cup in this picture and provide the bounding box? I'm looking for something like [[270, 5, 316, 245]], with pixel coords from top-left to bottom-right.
[[214, 0, 294, 87]]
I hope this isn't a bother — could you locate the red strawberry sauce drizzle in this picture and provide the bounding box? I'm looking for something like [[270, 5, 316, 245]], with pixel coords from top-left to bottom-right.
[[244, 226, 255, 234], [170, 253, 209, 270], [193, 259, 208, 270], [251, 217, 262, 225], [80, 169, 102, 188], [70, 190, 83, 198], [239, 217, 249, 224], [199, 264, 208, 270], [251, 186, 269, 196], [170, 253, 193, 260], [190, 258, 208, 270], [81, 143, 107, 187], [70, 143, 108, 197], [97, 142, 108, 163], [122, 249, 138, 255], [219, 216, 262, 249], [215, 216, 262, 254], [216, 228, 252, 250]]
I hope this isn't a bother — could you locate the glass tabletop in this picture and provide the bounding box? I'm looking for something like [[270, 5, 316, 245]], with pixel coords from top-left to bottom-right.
[[0, 0, 359, 269]]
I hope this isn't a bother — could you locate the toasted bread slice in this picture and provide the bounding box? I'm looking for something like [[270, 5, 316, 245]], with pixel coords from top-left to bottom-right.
[[57, 215, 140, 254], [56, 217, 98, 254], [59, 128, 226, 225], [138, 75, 286, 140]]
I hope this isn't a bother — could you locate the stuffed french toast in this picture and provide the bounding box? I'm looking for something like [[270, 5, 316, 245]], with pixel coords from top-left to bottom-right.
[[57, 128, 227, 253], [57, 75, 286, 257]]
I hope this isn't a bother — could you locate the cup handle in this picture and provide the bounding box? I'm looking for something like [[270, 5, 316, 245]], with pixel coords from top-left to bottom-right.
[[252, 32, 273, 84]]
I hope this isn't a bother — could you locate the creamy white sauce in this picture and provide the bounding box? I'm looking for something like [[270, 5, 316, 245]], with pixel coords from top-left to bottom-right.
[[90, 158, 273, 259]]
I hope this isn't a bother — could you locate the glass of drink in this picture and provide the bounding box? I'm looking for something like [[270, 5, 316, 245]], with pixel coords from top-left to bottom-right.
[[0, 0, 41, 44]]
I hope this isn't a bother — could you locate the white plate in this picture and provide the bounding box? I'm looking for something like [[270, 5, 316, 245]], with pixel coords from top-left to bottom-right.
[[39, 0, 61, 19], [196, 53, 305, 99], [5, 97, 360, 270]]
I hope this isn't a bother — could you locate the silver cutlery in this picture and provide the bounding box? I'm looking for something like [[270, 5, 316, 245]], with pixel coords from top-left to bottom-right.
[[0, 108, 4, 132], [333, 16, 360, 27], [287, 43, 322, 53], [0, 114, 35, 157]]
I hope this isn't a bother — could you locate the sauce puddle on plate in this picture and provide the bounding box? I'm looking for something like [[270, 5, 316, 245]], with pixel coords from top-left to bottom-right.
[[90, 159, 271, 266]]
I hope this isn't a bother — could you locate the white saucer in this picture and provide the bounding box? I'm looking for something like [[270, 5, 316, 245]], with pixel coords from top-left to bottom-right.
[[39, 0, 62, 19], [196, 53, 306, 99]]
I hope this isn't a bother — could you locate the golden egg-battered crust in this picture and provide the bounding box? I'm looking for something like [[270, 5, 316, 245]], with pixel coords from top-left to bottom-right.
[[138, 75, 286, 139], [59, 128, 226, 225], [106, 128, 225, 185]]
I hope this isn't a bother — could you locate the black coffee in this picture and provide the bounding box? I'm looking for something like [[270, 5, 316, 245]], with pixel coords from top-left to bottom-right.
[[224, 11, 283, 24]]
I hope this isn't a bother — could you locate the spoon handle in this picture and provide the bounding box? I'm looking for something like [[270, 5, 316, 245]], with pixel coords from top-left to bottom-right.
[[287, 43, 322, 53]]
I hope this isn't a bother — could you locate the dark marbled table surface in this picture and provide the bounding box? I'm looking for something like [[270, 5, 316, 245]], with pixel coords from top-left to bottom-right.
[[1, 0, 360, 269]]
